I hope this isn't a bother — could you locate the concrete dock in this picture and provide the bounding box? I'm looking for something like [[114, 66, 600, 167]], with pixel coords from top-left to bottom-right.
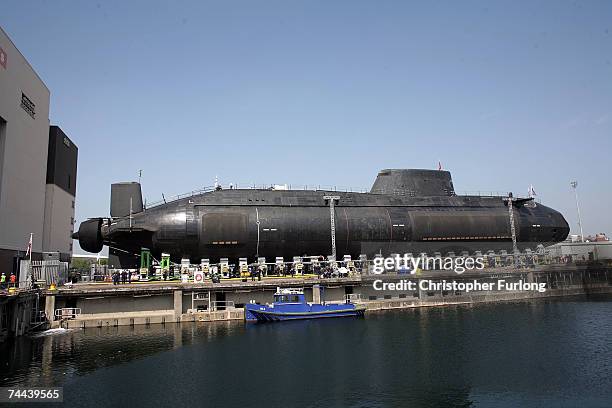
[[0, 290, 44, 341], [37, 263, 612, 331]]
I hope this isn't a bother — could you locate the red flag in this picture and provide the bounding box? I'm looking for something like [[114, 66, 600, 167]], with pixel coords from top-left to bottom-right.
[[0, 47, 6, 69]]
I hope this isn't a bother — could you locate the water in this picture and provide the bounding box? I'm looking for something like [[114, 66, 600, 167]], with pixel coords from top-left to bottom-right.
[[2, 296, 612, 407]]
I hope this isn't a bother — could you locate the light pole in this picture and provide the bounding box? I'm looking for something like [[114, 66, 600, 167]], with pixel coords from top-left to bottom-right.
[[570, 181, 584, 242]]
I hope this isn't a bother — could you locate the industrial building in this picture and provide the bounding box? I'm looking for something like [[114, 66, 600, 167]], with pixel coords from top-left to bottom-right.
[[0, 26, 77, 275]]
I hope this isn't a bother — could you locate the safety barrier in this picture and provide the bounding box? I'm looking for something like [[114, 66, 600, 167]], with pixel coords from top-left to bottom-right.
[[210, 301, 235, 311], [54, 308, 81, 320]]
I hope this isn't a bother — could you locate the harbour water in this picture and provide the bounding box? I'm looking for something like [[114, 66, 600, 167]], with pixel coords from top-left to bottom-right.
[[1, 296, 611, 407]]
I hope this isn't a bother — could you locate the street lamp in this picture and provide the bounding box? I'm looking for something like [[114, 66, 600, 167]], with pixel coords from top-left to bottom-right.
[[570, 181, 584, 242]]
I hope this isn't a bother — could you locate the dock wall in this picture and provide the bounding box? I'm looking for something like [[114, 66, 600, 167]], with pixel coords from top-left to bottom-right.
[[2, 264, 609, 337], [0, 291, 40, 341]]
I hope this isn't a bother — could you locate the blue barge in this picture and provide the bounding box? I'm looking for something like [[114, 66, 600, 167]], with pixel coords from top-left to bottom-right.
[[245, 288, 366, 322]]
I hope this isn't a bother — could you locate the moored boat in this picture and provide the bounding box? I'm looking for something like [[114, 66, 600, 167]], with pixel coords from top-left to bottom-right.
[[245, 288, 365, 322]]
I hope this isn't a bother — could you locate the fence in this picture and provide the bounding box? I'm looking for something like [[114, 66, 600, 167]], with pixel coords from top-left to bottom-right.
[[54, 308, 81, 320], [90, 264, 109, 282], [19, 260, 69, 288]]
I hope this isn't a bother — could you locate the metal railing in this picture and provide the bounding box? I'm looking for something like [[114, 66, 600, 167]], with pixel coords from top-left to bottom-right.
[[30, 310, 47, 324], [54, 308, 81, 320], [210, 301, 235, 311], [143, 185, 545, 210], [456, 191, 543, 202], [19, 260, 69, 288], [144, 184, 371, 209], [146, 186, 216, 208], [220, 183, 369, 193]]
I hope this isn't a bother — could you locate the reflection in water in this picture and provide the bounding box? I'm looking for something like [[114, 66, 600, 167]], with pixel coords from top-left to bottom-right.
[[1, 321, 244, 387], [0, 296, 611, 408]]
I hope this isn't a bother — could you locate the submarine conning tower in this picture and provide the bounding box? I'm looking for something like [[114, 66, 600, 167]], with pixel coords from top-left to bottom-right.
[[370, 169, 455, 197]]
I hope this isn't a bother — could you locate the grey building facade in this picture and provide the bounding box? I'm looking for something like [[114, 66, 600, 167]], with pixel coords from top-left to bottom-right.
[[0, 26, 77, 274], [43, 126, 78, 261]]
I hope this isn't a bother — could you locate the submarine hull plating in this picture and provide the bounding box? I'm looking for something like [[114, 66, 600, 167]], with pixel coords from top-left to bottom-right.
[[74, 169, 570, 266]]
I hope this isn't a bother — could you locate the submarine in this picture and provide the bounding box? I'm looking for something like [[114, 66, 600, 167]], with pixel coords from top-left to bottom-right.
[[73, 169, 570, 267]]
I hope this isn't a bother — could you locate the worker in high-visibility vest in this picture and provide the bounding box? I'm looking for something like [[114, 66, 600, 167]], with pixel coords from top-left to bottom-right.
[[0, 272, 6, 289]]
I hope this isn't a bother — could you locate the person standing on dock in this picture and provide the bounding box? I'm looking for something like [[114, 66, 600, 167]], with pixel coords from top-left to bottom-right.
[[121, 270, 127, 284], [9, 272, 16, 288], [0, 272, 6, 289]]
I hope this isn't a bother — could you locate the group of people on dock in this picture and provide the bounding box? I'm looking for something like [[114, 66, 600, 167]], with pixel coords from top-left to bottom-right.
[[111, 270, 133, 285], [0, 272, 17, 290]]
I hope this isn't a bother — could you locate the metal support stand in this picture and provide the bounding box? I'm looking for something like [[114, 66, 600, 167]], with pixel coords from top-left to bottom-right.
[[140, 248, 151, 279], [255, 207, 260, 258], [507, 193, 520, 269], [324, 196, 340, 259], [160, 253, 171, 278]]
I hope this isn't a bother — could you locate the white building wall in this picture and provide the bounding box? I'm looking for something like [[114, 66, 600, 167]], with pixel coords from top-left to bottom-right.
[[0, 26, 50, 253]]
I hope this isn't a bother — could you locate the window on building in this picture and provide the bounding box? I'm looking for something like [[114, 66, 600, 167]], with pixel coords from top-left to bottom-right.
[[71, 200, 75, 209], [20, 93, 35, 118], [68, 174, 71, 189], [70, 217, 74, 225]]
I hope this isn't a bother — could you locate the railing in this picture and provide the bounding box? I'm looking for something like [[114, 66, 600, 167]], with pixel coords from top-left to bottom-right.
[[146, 186, 216, 208], [54, 308, 81, 320], [223, 183, 369, 193], [193, 292, 210, 301], [19, 260, 70, 288], [144, 184, 371, 208], [210, 301, 235, 311], [30, 310, 47, 324], [456, 191, 543, 202], [345, 293, 362, 303], [143, 185, 545, 210], [455, 190, 509, 197]]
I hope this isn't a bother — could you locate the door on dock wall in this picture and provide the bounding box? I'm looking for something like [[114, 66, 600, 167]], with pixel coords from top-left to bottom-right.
[[215, 292, 226, 311], [66, 298, 77, 309]]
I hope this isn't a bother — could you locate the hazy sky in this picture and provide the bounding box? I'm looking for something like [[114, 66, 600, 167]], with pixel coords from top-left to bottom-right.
[[2, 1, 611, 252]]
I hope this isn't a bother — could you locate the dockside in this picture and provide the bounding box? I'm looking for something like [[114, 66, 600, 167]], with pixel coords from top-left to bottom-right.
[[1, 264, 602, 334]]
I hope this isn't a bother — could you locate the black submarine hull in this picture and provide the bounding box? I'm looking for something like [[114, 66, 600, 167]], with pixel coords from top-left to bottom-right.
[[74, 169, 570, 267]]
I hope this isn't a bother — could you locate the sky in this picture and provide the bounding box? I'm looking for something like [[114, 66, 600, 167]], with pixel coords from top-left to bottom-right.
[[1, 0, 611, 253]]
